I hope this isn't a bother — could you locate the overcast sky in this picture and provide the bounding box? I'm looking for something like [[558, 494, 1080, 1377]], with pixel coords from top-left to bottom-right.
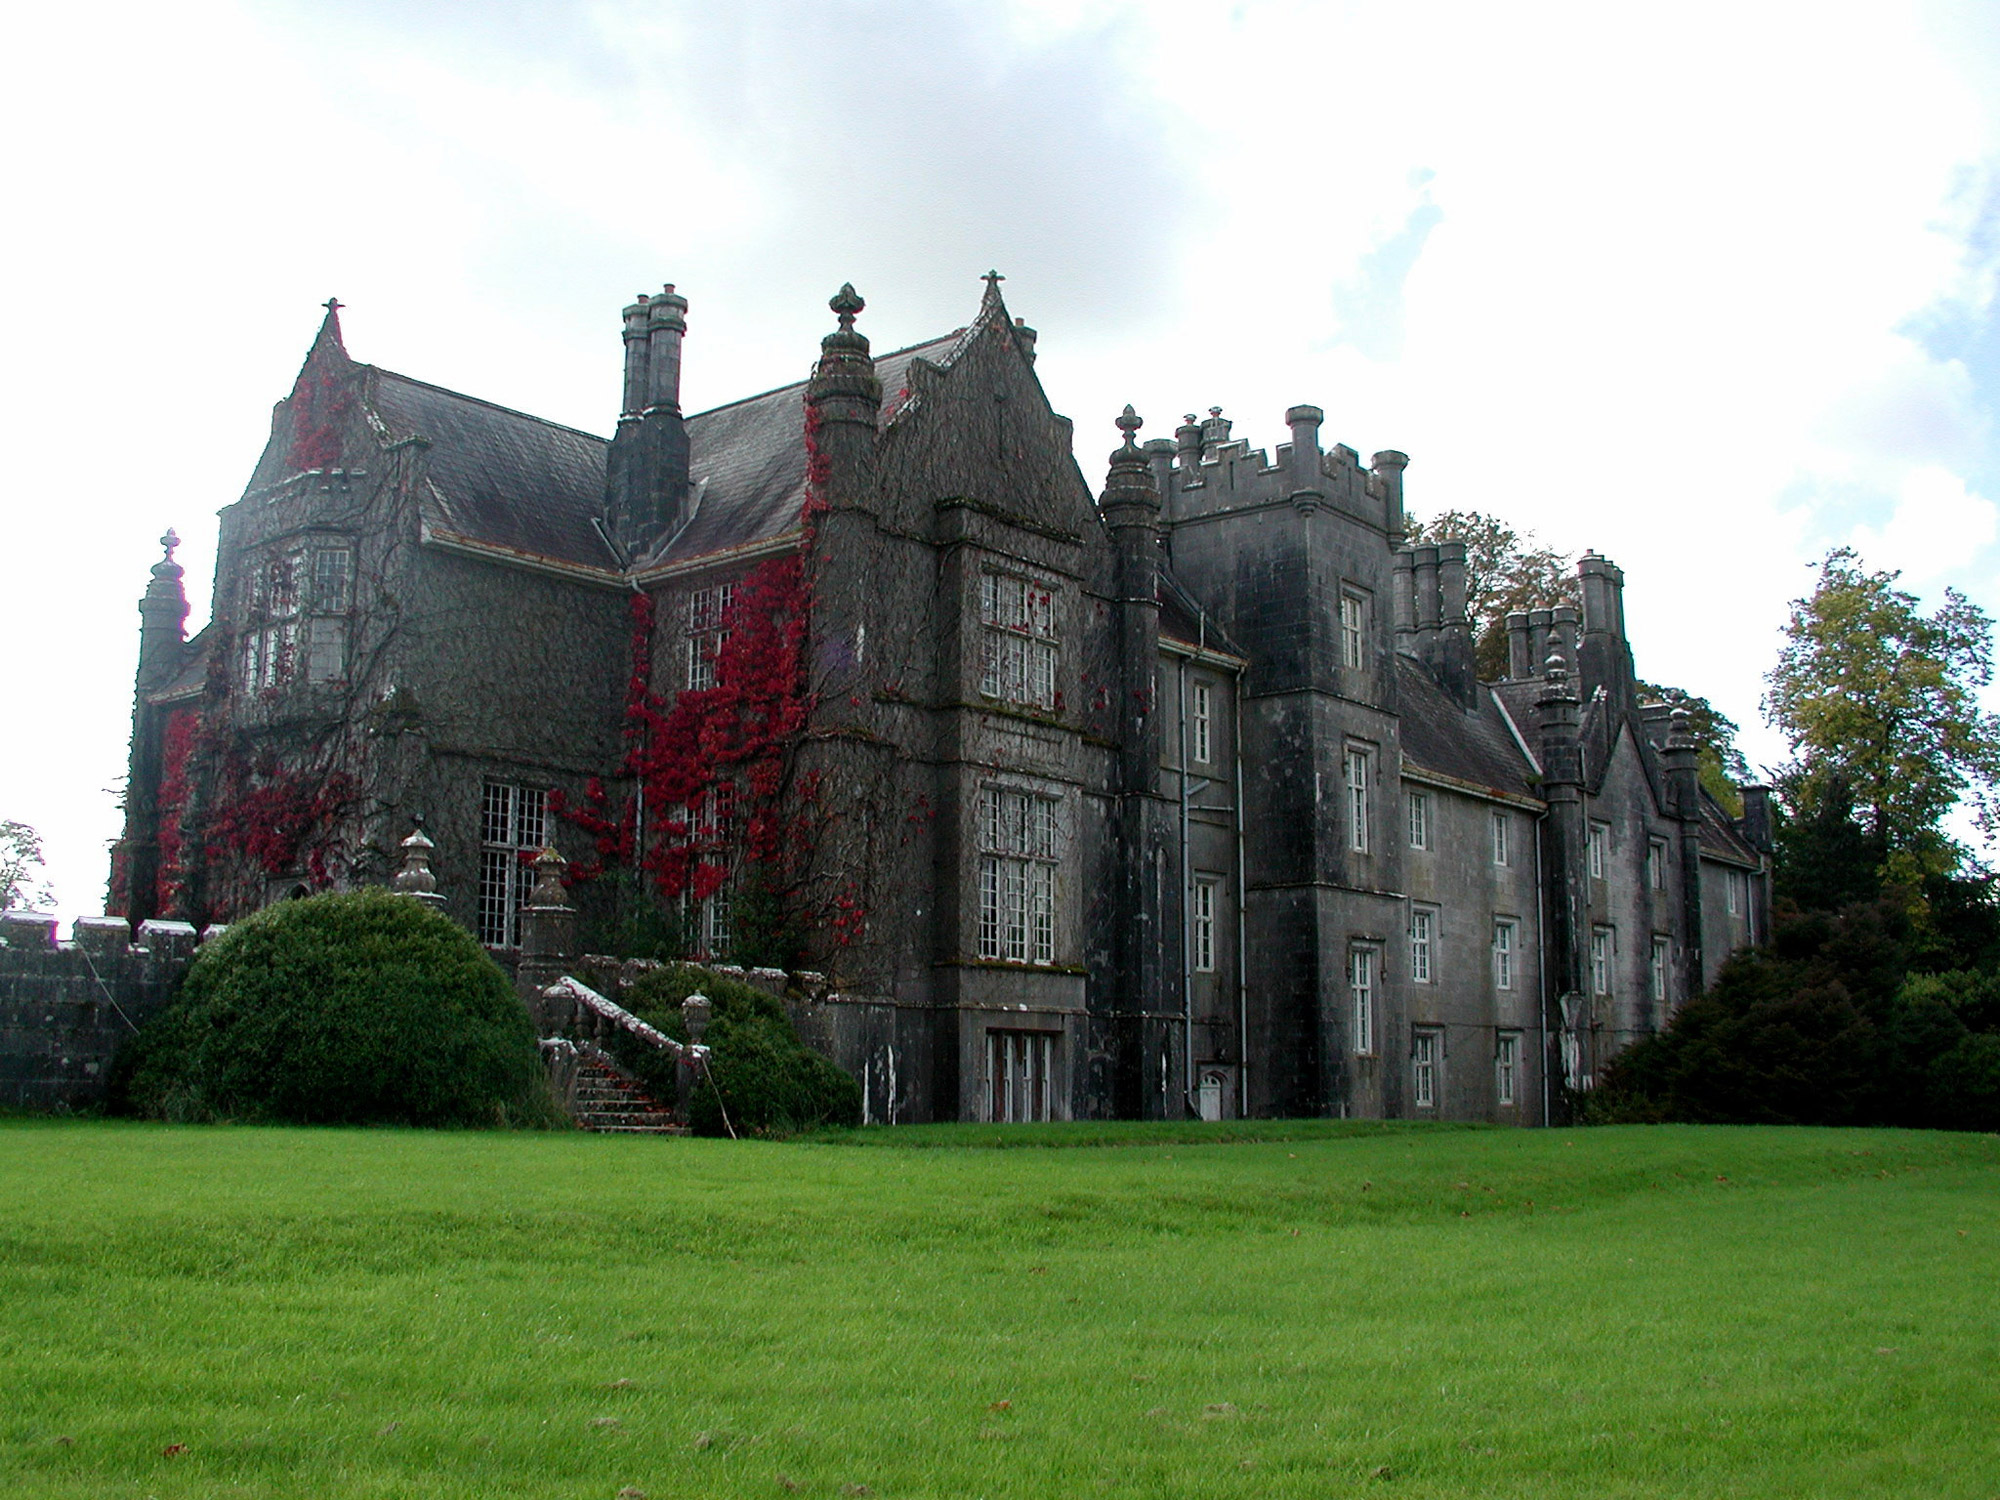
[[5, 0, 1999, 918]]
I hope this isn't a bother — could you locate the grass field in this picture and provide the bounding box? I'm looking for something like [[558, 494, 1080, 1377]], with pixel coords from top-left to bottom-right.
[[2, 1119, 1996, 1499]]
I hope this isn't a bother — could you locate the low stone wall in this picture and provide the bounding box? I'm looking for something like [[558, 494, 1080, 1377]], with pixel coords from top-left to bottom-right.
[[0, 912, 211, 1111]]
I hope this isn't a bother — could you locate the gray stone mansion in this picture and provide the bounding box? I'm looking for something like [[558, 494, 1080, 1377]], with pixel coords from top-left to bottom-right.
[[111, 277, 1772, 1126]]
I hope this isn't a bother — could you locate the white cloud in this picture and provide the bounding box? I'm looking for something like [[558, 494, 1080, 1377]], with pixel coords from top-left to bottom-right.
[[1849, 465, 2000, 581]]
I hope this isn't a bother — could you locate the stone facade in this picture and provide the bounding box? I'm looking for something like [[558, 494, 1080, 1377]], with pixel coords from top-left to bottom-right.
[[103, 278, 1773, 1126]]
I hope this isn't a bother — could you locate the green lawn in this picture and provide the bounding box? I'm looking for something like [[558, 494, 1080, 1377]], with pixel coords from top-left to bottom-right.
[[2, 1120, 1995, 1499]]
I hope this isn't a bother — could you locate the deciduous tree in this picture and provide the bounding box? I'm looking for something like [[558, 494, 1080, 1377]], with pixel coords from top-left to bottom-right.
[[0, 820, 53, 911], [1405, 510, 1576, 679], [1764, 548, 2000, 884]]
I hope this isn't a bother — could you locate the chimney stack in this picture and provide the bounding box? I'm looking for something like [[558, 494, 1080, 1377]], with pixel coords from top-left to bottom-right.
[[1371, 450, 1408, 543], [606, 283, 694, 554], [1506, 611, 1532, 679], [646, 284, 689, 414], [620, 294, 652, 418]]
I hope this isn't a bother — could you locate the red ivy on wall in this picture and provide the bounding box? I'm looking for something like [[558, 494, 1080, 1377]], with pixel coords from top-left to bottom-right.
[[152, 708, 201, 915], [286, 369, 354, 470], [556, 555, 815, 905], [206, 762, 355, 888]]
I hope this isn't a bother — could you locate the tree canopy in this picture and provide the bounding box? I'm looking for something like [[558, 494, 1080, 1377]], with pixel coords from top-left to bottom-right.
[[1763, 547, 2000, 884], [0, 820, 52, 911], [1637, 681, 1753, 815]]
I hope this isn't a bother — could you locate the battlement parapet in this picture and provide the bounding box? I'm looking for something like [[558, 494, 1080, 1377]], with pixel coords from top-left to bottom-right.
[[0, 912, 218, 1112]]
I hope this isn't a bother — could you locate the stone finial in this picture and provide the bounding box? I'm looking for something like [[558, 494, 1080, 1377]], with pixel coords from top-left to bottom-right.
[[682, 991, 712, 1043], [528, 845, 569, 907], [830, 282, 865, 333], [393, 822, 445, 907], [1099, 406, 1160, 518], [808, 283, 880, 419]]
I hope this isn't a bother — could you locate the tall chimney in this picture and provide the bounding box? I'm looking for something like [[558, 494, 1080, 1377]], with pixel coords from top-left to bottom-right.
[[646, 284, 689, 414], [1371, 450, 1408, 543], [620, 293, 652, 418], [1506, 611, 1532, 679], [1393, 550, 1418, 657], [606, 282, 694, 554]]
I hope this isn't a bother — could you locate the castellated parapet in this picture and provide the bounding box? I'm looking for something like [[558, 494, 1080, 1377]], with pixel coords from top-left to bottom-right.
[[0, 913, 218, 1110]]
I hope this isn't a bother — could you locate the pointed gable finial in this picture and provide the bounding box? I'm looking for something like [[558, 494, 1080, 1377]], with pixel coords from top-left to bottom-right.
[[305, 297, 349, 362], [159, 529, 179, 562], [978, 269, 1008, 323]]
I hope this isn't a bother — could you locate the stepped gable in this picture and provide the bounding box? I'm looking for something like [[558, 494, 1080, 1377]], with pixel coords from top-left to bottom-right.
[[368, 370, 618, 570], [1395, 656, 1538, 800], [649, 332, 961, 567]]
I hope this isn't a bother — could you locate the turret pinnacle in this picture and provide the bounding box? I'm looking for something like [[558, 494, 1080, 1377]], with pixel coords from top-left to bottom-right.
[[1098, 405, 1160, 517]]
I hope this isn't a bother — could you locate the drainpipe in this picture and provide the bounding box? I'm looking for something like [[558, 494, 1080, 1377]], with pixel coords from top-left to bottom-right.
[[1177, 653, 1194, 1117], [1234, 687, 1249, 1118], [1534, 803, 1551, 1128]]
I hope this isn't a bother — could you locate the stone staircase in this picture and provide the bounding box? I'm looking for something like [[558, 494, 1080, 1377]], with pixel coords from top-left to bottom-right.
[[570, 1057, 684, 1133]]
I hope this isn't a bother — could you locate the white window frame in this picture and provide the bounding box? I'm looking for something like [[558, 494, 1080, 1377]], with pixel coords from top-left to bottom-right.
[[1650, 936, 1670, 1007], [684, 582, 736, 691], [478, 780, 548, 948], [1591, 926, 1615, 996], [1192, 876, 1218, 973], [979, 570, 1060, 711], [1407, 789, 1430, 850], [1491, 810, 1511, 867], [1492, 918, 1517, 992], [1496, 1032, 1520, 1106], [1345, 745, 1372, 854], [1648, 838, 1667, 891], [976, 785, 1060, 965], [1412, 1030, 1440, 1109], [1349, 946, 1377, 1055], [1190, 680, 1212, 764], [1339, 591, 1366, 670], [1409, 905, 1436, 984], [1727, 868, 1746, 915], [1588, 820, 1610, 880]]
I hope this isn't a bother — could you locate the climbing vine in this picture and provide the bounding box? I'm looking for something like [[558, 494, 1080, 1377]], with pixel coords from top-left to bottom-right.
[[151, 708, 200, 915]]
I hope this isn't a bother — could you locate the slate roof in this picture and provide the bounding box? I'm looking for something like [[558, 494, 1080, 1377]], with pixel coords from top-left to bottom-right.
[[1698, 793, 1762, 864], [651, 334, 961, 567], [368, 371, 619, 570], [144, 626, 213, 706], [1396, 658, 1540, 800], [1158, 569, 1248, 659]]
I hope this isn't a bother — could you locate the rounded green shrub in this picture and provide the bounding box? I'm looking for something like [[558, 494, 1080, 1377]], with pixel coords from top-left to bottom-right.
[[116, 888, 557, 1127], [611, 964, 860, 1136]]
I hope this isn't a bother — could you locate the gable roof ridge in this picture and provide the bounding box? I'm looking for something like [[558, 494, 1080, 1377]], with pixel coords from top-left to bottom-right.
[[684, 330, 964, 424], [367, 365, 611, 446]]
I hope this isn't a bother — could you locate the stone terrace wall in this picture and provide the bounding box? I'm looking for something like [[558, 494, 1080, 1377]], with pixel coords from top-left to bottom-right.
[[0, 912, 207, 1110]]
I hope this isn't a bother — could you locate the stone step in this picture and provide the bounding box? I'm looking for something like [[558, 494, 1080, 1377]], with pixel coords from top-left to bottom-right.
[[563, 1057, 684, 1135]]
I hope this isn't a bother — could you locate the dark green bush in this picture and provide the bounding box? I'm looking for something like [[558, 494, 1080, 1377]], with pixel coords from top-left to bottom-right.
[[1593, 900, 2000, 1131], [114, 888, 557, 1127], [607, 964, 859, 1137]]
